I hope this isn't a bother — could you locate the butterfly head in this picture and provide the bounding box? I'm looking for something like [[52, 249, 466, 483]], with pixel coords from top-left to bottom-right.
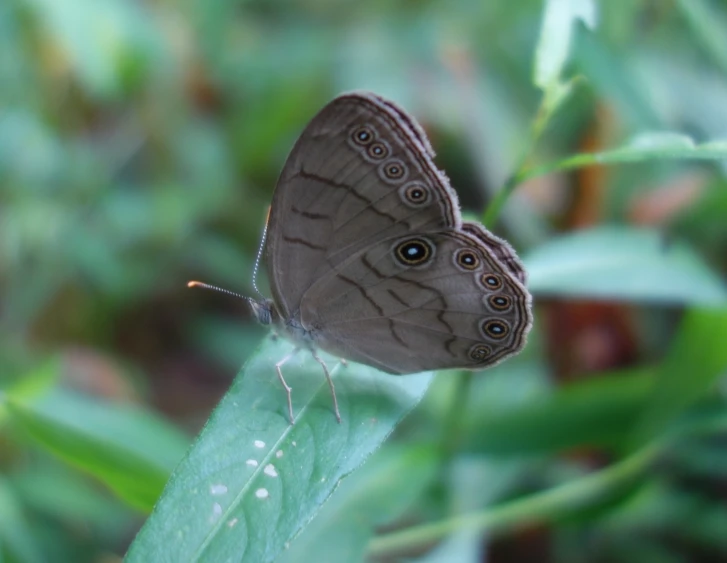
[[248, 298, 276, 326]]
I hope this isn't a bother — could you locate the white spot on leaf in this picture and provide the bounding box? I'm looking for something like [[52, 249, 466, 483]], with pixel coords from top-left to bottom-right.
[[254, 440, 265, 448], [255, 488, 269, 499], [228, 518, 238, 528], [276, 450, 283, 458], [264, 464, 278, 477], [246, 459, 258, 467], [210, 484, 227, 496], [210, 502, 222, 522]]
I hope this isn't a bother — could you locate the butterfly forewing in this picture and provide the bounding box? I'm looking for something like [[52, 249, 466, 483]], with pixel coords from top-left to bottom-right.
[[266, 92, 460, 317]]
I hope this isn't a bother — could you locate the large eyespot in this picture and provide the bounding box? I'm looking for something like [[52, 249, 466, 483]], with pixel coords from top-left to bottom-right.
[[399, 182, 430, 207], [481, 319, 509, 340], [367, 142, 389, 160], [394, 238, 434, 266], [481, 274, 503, 290], [454, 248, 480, 271], [487, 295, 512, 311], [380, 159, 408, 183], [469, 344, 492, 363], [351, 125, 375, 146]]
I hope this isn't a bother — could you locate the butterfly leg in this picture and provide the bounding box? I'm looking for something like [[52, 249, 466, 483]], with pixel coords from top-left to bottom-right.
[[276, 348, 299, 424], [311, 350, 341, 423]]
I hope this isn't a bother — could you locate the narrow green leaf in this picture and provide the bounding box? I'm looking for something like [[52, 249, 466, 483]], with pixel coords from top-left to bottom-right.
[[534, 0, 597, 90], [524, 227, 727, 304], [126, 338, 434, 563], [0, 477, 45, 563], [6, 389, 189, 511], [595, 133, 727, 163], [525, 133, 727, 180], [630, 308, 727, 447], [279, 445, 438, 563], [11, 463, 135, 534], [675, 0, 727, 75]]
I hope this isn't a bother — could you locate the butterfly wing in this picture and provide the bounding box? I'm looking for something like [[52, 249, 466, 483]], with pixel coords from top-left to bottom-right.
[[265, 92, 461, 319], [299, 222, 533, 373]]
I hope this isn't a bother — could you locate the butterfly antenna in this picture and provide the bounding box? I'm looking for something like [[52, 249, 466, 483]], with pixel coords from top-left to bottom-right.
[[251, 207, 270, 298], [187, 281, 253, 304]]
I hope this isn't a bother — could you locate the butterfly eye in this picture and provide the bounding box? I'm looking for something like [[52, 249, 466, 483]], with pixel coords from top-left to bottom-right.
[[481, 319, 509, 340], [368, 142, 389, 160], [469, 344, 492, 362], [488, 295, 511, 311], [352, 125, 375, 145], [400, 182, 430, 207], [394, 238, 434, 266], [481, 274, 503, 290], [381, 159, 407, 182], [455, 249, 480, 271]]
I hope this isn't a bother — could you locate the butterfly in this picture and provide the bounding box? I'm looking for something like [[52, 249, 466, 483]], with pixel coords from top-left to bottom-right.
[[192, 91, 532, 423]]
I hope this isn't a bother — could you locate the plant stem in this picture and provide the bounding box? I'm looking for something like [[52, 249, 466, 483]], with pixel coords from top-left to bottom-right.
[[482, 92, 553, 229], [367, 441, 662, 558], [438, 371, 474, 458]]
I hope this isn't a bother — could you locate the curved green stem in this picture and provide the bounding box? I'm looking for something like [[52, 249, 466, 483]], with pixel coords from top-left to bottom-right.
[[483, 78, 578, 229], [438, 371, 474, 458], [367, 441, 662, 558]]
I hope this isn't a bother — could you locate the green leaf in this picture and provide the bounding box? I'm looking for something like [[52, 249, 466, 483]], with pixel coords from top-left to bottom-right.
[[126, 338, 434, 563], [525, 133, 727, 179], [571, 23, 661, 130], [595, 133, 727, 163], [675, 0, 727, 75], [463, 369, 655, 455], [6, 389, 189, 511], [630, 308, 727, 447], [11, 462, 135, 536], [524, 226, 727, 304], [534, 0, 597, 90], [279, 444, 438, 563], [0, 477, 45, 563]]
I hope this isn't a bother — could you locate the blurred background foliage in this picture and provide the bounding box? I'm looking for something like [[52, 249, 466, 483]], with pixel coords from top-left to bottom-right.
[[1, 0, 727, 562]]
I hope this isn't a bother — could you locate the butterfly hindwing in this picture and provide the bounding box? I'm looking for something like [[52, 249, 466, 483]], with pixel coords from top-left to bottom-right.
[[299, 223, 532, 373]]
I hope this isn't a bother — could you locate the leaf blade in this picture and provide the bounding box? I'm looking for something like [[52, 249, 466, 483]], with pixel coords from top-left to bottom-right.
[[6, 389, 189, 511], [524, 226, 727, 304], [630, 308, 727, 447], [126, 338, 434, 563]]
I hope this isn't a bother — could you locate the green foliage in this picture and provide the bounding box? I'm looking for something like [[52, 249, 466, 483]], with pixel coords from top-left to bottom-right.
[[126, 339, 433, 562], [524, 227, 727, 304], [2, 0, 727, 561]]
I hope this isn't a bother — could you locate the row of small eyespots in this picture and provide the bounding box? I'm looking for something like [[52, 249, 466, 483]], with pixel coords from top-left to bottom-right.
[[451, 250, 514, 312], [479, 272, 512, 342], [350, 124, 413, 185], [447, 249, 514, 358], [390, 239, 512, 358]]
